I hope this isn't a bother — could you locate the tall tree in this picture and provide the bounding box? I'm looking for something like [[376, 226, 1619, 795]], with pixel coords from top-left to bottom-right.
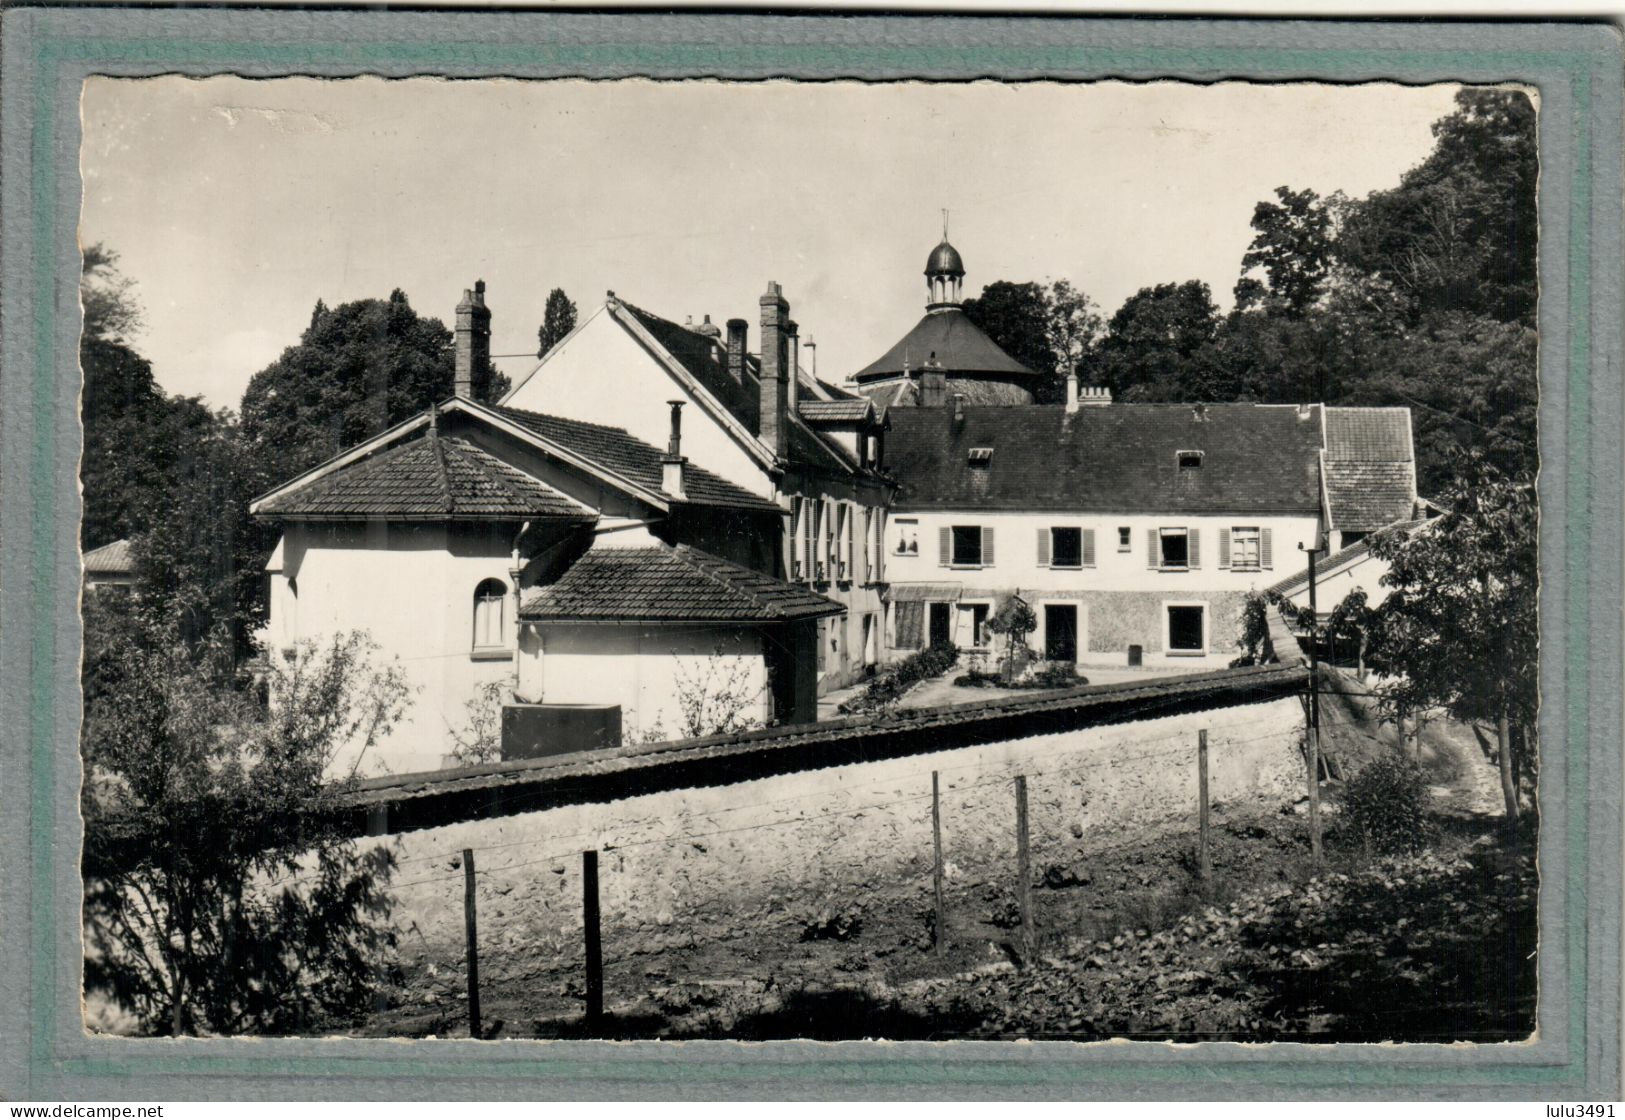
[[240, 290, 503, 486], [960, 280, 1057, 382], [536, 287, 578, 358], [1367, 460, 1537, 824], [1236, 186, 1336, 317], [1092, 280, 1221, 399], [1337, 88, 1537, 327], [1045, 279, 1104, 393]]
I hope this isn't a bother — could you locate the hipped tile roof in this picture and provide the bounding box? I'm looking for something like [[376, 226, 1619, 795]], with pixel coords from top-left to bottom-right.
[[255, 433, 594, 520], [885, 403, 1325, 513], [520, 543, 845, 623], [491, 405, 782, 512], [82, 538, 134, 574]]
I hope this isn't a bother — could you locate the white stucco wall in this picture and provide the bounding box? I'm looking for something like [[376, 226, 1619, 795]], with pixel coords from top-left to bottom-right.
[[883, 509, 1324, 667], [502, 305, 770, 500], [266, 521, 522, 777], [517, 623, 770, 741], [1281, 551, 1394, 613]]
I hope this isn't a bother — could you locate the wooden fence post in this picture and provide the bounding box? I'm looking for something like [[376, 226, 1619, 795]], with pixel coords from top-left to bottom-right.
[[583, 849, 603, 1024], [931, 770, 946, 957], [1014, 775, 1033, 958], [1197, 729, 1212, 881], [462, 848, 481, 1039]]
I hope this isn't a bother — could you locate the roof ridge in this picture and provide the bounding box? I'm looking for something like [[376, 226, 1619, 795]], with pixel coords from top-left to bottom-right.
[[670, 543, 777, 618], [443, 437, 537, 509]]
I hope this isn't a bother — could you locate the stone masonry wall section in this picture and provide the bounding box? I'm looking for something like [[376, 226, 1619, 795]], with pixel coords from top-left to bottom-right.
[[367, 693, 1306, 972]]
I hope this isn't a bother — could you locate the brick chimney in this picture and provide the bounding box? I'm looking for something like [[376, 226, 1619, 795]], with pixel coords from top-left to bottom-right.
[[920, 352, 947, 408], [454, 280, 491, 399], [758, 282, 790, 458], [726, 318, 748, 384], [787, 320, 800, 415]]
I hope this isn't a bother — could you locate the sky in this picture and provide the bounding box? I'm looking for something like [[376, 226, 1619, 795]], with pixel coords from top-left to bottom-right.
[[79, 77, 1461, 408]]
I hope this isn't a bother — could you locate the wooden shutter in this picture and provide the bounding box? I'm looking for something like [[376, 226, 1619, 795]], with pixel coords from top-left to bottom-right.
[[806, 500, 819, 581], [1218, 526, 1231, 570], [1188, 527, 1201, 569], [1261, 528, 1273, 570], [1082, 528, 1096, 568], [873, 512, 885, 583], [1036, 528, 1051, 567], [1147, 528, 1159, 569], [938, 526, 951, 567], [981, 526, 995, 567], [845, 505, 856, 580]]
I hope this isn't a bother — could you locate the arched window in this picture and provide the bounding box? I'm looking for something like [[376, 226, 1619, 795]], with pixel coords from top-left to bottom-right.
[[472, 578, 508, 650]]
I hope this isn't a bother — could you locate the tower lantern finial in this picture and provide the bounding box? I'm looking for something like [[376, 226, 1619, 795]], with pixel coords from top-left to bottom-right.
[[942, 208, 949, 240]]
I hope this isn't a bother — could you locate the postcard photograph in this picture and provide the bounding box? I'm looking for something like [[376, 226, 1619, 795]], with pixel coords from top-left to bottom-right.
[[75, 75, 1538, 1044]]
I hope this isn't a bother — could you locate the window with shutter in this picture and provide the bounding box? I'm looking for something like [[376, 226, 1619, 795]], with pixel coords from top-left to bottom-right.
[[1082, 528, 1096, 568], [981, 526, 995, 567], [1230, 527, 1261, 572], [1036, 528, 1051, 566], [790, 498, 805, 580], [1188, 527, 1201, 569], [1218, 526, 1231, 569], [1050, 527, 1081, 568]]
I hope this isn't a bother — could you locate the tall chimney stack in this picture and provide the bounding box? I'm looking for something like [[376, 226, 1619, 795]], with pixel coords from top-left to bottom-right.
[[726, 318, 748, 384], [662, 400, 687, 499], [786, 320, 800, 415], [758, 282, 790, 458], [454, 280, 491, 399]]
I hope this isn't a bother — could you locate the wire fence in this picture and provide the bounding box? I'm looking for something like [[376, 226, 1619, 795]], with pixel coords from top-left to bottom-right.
[[248, 683, 1360, 1035]]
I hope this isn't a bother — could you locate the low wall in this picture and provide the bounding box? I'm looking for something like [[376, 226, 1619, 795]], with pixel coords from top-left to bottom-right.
[[365, 685, 1307, 976]]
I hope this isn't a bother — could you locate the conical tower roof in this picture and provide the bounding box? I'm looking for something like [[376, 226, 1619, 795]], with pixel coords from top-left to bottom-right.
[[852, 307, 1037, 383]]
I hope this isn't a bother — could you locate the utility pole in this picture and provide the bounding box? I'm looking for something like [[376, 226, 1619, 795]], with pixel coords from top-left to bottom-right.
[[1299, 540, 1325, 867]]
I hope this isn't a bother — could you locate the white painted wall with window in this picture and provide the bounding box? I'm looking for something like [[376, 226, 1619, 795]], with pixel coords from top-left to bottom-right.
[[885, 510, 1320, 593]]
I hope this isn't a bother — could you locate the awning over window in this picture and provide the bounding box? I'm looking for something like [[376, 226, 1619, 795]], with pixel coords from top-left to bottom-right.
[[883, 582, 963, 604]]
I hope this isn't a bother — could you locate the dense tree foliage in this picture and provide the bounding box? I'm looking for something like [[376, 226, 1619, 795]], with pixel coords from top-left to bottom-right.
[[962, 89, 1537, 495], [240, 289, 504, 486], [536, 287, 579, 358], [82, 615, 409, 1035], [961, 280, 1058, 382], [1366, 462, 1537, 823]]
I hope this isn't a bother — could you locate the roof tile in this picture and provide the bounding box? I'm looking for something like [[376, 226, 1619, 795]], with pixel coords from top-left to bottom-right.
[[520, 543, 845, 623], [256, 434, 595, 520]]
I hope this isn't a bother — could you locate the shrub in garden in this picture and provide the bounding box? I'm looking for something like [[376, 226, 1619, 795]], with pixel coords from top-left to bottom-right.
[[838, 642, 959, 713], [1337, 754, 1436, 855]]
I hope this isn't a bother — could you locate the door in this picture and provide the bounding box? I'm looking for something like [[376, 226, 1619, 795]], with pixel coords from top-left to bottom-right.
[[928, 602, 953, 648], [1044, 604, 1078, 662]]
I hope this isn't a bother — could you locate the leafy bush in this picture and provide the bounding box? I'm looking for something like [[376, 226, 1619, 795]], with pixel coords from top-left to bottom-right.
[[1029, 662, 1085, 689], [839, 642, 958, 713], [1337, 754, 1436, 855], [954, 662, 1086, 690]]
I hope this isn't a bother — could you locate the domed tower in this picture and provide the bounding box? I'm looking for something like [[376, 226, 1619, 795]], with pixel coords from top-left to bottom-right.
[[925, 239, 966, 310], [851, 229, 1039, 407]]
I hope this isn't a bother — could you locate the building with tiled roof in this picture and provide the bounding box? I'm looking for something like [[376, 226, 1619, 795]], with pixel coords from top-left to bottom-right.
[[879, 385, 1422, 672], [850, 237, 1041, 407], [500, 283, 895, 696], [82, 537, 135, 594], [250, 287, 852, 774]]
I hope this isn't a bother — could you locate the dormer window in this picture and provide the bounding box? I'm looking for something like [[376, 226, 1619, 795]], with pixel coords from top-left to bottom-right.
[[968, 447, 994, 467], [1177, 450, 1204, 471]]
